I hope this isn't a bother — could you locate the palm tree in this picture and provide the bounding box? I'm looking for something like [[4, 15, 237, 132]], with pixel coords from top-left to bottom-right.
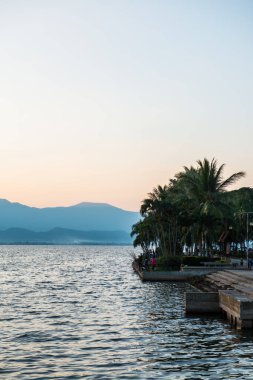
[[138, 185, 169, 256], [138, 185, 181, 256], [224, 188, 253, 254], [131, 216, 157, 252], [176, 158, 245, 254], [131, 158, 246, 258]]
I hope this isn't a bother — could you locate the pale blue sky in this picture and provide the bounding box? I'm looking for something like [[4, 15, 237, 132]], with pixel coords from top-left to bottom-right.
[[0, 0, 252, 210]]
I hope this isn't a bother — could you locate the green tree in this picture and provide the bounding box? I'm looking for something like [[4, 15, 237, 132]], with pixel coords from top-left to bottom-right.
[[131, 158, 246, 258], [175, 158, 245, 253]]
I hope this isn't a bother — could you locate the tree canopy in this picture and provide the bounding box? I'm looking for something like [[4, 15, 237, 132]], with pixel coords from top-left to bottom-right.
[[131, 158, 251, 256]]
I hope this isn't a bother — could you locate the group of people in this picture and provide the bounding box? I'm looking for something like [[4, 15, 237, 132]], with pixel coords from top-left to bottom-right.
[[239, 257, 253, 269], [142, 249, 158, 271]]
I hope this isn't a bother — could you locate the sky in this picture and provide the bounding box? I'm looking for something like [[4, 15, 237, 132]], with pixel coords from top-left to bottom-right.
[[0, 0, 253, 211]]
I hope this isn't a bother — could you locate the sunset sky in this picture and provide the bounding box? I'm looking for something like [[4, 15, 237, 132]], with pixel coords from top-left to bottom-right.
[[0, 0, 253, 211]]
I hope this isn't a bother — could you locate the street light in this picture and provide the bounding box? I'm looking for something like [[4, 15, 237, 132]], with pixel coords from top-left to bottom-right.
[[241, 212, 253, 263]]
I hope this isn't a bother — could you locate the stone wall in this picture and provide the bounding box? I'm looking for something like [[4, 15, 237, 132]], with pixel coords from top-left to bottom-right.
[[185, 292, 220, 314]]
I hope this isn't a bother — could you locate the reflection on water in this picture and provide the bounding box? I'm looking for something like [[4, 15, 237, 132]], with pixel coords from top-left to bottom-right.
[[1, 245, 253, 379]]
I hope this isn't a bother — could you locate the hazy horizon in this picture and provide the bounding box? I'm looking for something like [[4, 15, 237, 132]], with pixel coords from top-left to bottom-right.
[[1, 0, 253, 211], [0, 197, 139, 212]]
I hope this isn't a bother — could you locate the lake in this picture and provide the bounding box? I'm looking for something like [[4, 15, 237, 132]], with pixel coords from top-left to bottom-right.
[[1, 245, 253, 379]]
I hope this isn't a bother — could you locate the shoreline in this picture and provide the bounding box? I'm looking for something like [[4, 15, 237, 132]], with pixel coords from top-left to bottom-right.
[[133, 259, 253, 330]]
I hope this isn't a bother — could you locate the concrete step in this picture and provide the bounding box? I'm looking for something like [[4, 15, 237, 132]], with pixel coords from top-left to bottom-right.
[[205, 273, 235, 286], [208, 271, 241, 285], [225, 270, 253, 284], [224, 277, 253, 290], [205, 271, 253, 298], [206, 271, 253, 289], [232, 284, 253, 299]]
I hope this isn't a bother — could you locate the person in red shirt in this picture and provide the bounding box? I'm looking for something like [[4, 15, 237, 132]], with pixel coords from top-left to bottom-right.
[[151, 256, 157, 271]]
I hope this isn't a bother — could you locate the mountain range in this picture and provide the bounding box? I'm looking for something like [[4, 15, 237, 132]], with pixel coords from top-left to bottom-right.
[[0, 199, 140, 244]]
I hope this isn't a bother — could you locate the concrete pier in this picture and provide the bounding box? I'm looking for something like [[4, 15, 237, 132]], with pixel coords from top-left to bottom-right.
[[186, 270, 253, 329], [133, 261, 253, 329], [219, 290, 253, 329], [185, 292, 220, 314], [132, 261, 237, 282]]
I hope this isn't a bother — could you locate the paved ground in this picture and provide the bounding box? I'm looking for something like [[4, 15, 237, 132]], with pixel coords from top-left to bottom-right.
[[229, 269, 253, 279]]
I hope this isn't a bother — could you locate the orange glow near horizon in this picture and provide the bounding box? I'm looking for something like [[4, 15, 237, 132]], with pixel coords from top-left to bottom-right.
[[0, 1, 253, 212]]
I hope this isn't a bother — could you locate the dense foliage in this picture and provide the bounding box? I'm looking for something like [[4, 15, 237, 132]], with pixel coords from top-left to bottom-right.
[[131, 158, 253, 257]]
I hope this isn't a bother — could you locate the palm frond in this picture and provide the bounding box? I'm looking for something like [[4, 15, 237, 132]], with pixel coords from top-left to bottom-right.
[[219, 171, 246, 191]]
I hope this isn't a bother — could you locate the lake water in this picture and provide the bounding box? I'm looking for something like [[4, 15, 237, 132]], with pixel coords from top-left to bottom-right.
[[1, 245, 253, 379]]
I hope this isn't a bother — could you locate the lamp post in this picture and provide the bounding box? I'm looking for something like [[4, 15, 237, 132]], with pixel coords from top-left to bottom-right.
[[241, 212, 253, 263]]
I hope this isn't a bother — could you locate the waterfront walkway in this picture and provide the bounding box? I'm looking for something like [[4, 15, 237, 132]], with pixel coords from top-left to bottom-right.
[[187, 269, 253, 329], [133, 260, 253, 329], [195, 269, 253, 293]]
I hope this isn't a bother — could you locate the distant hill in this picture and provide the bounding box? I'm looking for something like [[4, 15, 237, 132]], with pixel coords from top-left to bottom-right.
[[0, 227, 132, 245], [0, 200, 140, 244], [0, 199, 139, 231]]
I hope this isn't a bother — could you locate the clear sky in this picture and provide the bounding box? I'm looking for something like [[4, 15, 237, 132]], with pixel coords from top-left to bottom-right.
[[0, 0, 253, 211]]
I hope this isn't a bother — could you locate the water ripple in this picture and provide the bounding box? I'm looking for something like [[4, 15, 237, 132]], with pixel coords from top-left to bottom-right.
[[1, 245, 253, 379]]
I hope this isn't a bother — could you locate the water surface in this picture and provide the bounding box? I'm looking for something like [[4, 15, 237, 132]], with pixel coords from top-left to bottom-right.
[[1, 245, 253, 379]]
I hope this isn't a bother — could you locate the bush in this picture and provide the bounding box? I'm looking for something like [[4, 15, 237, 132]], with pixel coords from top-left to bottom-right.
[[157, 256, 182, 271], [182, 256, 217, 266], [156, 255, 219, 270]]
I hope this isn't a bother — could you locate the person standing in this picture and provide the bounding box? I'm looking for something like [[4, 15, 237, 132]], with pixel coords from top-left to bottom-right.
[[151, 256, 157, 271]]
